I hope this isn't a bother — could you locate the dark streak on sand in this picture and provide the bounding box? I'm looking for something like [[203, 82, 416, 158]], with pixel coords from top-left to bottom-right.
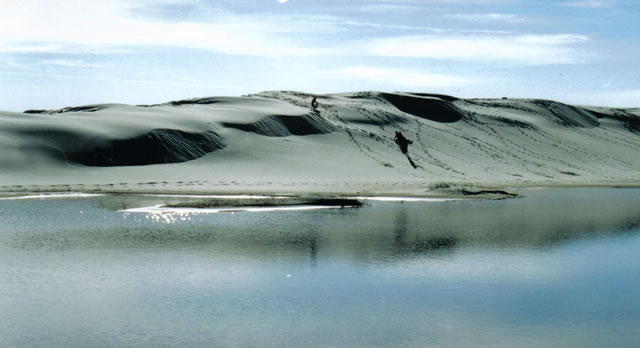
[[24, 104, 114, 114], [460, 189, 519, 198], [163, 197, 363, 209]]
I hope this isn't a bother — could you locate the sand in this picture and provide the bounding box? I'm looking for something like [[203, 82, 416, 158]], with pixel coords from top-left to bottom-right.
[[1, 91, 639, 198]]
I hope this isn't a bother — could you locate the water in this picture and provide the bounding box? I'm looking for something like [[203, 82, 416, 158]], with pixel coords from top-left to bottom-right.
[[1, 188, 640, 347]]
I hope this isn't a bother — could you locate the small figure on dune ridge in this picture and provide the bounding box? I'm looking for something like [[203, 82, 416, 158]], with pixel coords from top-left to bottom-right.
[[311, 97, 318, 112]]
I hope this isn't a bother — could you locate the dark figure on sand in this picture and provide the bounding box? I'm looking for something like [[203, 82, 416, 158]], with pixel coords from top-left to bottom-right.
[[394, 131, 412, 154], [394, 131, 418, 169], [311, 97, 318, 112]]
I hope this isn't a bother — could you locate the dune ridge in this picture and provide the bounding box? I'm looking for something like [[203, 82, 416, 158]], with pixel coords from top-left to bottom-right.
[[0, 91, 638, 196]]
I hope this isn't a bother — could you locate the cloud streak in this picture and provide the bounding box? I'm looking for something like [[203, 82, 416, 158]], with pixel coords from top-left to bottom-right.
[[0, 0, 331, 57], [446, 13, 528, 23], [326, 66, 474, 88], [0, 0, 591, 67], [559, 1, 607, 8], [364, 34, 590, 65], [342, 19, 512, 34], [39, 59, 102, 68], [565, 89, 640, 107]]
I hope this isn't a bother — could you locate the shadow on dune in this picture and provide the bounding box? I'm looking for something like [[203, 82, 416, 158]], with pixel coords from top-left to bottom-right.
[[380, 93, 464, 123], [24, 104, 113, 114], [18, 128, 227, 167], [222, 114, 335, 137], [168, 97, 222, 106], [585, 107, 640, 134], [71, 129, 226, 167], [531, 100, 600, 128], [404, 92, 460, 102]]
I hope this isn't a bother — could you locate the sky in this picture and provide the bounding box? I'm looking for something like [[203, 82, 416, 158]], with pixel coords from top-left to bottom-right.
[[1, 0, 639, 111]]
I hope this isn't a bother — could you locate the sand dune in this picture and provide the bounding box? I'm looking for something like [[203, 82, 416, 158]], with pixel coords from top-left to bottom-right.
[[0, 91, 638, 196]]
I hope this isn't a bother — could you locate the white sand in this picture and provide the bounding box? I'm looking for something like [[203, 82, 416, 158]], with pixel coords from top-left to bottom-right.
[[1, 91, 638, 197]]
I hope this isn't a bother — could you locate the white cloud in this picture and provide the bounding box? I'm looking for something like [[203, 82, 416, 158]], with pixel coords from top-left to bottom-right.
[[564, 89, 640, 108], [326, 66, 474, 88], [1, 69, 234, 90], [342, 20, 512, 34], [446, 13, 528, 23], [39, 59, 102, 68], [0, 0, 329, 57], [364, 34, 590, 65], [559, 1, 607, 8], [359, 4, 422, 13], [0, 0, 591, 66]]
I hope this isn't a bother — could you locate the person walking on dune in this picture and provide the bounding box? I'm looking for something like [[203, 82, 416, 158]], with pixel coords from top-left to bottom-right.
[[395, 131, 418, 169], [394, 131, 412, 154], [311, 97, 318, 112]]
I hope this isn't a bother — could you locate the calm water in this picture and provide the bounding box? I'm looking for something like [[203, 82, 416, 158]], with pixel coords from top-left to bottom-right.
[[1, 188, 640, 347]]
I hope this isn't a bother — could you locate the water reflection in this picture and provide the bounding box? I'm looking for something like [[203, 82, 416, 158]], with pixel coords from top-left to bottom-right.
[[1, 188, 640, 258], [2, 188, 640, 347], [393, 203, 459, 254]]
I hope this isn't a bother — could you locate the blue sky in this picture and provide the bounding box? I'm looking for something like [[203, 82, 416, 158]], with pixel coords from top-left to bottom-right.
[[1, 0, 638, 111]]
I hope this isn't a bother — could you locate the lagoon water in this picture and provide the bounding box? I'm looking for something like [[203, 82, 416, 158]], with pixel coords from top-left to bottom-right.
[[1, 188, 640, 347]]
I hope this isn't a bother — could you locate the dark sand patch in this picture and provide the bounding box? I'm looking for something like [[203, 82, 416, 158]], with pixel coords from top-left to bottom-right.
[[583, 107, 640, 134], [164, 197, 363, 209], [24, 104, 115, 114], [222, 114, 335, 137], [73, 129, 226, 166], [531, 100, 600, 128], [460, 189, 519, 198], [380, 93, 464, 123]]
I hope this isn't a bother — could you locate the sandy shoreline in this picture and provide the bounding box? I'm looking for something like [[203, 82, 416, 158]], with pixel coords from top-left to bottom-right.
[[1, 181, 638, 202]]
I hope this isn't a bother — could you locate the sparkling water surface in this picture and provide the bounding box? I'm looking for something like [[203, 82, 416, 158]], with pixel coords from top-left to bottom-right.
[[1, 188, 640, 347]]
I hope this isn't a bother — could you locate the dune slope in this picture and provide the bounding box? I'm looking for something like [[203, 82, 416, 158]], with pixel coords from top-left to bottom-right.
[[0, 91, 638, 195]]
